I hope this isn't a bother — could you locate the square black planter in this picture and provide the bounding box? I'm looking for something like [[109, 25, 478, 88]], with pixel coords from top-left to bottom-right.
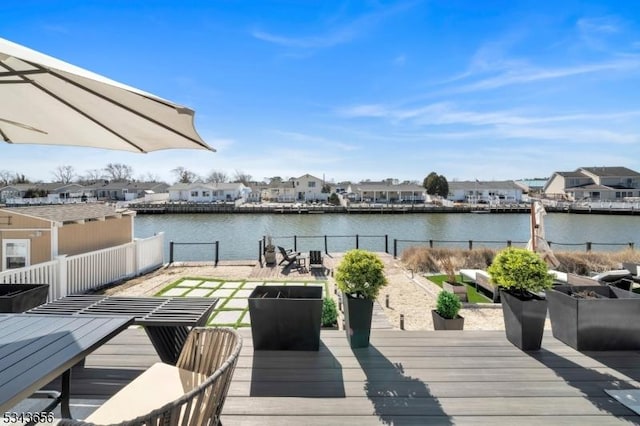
[[0, 284, 49, 313], [547, 285, 640, 350], [342, 294, 374, 349], [248, 285, 323, 351]]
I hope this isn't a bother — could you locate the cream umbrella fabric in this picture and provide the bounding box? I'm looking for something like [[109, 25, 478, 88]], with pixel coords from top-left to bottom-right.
[[526, 200, 560, 268], [0, 37, 213, 153]]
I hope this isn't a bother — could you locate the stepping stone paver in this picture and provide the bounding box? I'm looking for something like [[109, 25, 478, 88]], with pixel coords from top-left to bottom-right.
[[177, 279, 202, 287], [185, 288, 212, 297], [163, 287, 190, 296], [199, 281, 222, 289], [210, 289, 235, 298], [211, 310, 243, 325], [223, 298, 248, 309]]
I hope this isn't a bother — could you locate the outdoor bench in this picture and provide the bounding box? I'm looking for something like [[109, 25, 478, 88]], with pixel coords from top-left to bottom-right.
[[58, 327, 242, 426]]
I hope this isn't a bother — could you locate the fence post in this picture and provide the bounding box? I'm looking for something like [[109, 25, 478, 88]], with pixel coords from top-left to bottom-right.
[[356, 234, 359, 249], [169, 241, 174, 263], [393, 239, 397, 258], [507, 240, 512, 247], [324, 235, 328, 254], [630, 242, 635, 250], [385, 235, 388, 253], [258, 240, 263, 266], [469, 240, 473, 250], [586, 242, 592, 252], [294, 235, 297, 251], [214, 241, 219, 266], [429, 239, 433, 248], [56, 255, 68, 298]]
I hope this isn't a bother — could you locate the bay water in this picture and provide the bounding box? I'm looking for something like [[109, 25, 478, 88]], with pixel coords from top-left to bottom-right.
[[133, 213, 640, 262]]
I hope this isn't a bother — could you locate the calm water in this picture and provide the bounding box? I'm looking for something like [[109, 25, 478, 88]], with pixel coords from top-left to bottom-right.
[[133, 213, 640, 261]]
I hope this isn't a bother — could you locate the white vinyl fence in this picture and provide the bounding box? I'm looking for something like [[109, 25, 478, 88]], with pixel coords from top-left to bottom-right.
[[0, 233, 165, 301]]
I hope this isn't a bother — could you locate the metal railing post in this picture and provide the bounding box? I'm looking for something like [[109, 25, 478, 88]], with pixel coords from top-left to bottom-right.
[[258, 240, 263, 266], [324, 235, 328, 254], [586, 242, 592, 252], [356, 234, 359, 249], [393, 239, 397, 258], [469, 240, 473, 250], [385, 234, 388, 253], [169, 241, 174, 263], [507, 240, 512, 247], [294, 235, 297, 251], [214, 241, 219, 266]]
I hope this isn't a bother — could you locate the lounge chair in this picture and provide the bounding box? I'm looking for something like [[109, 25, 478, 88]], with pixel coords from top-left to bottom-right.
[[278, 246, 300, 268], [309, 250, 324, 273]]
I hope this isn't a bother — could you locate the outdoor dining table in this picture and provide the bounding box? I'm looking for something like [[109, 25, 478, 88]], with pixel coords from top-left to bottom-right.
[[0, 313, 133, 419], [28, 295, 218, 365]]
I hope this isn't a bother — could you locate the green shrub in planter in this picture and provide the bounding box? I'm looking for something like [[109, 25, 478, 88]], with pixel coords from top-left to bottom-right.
[[487, 248, 554, 296], [435, 290, 462, 319], [322, 297, 338, 327], [335, 249, 387, 299]]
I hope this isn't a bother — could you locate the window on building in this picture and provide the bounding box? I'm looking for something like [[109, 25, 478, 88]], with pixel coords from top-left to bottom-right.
[[202, 191, 210, 197], [2, 239, 30, 270], [308, 181, 316, 188], [191, 191, 198, 197]]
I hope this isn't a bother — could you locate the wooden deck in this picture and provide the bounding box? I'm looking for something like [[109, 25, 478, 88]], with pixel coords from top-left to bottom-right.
[[30, 327, 640, 425]]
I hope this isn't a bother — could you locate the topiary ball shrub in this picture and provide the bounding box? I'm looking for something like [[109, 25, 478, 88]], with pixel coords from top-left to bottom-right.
[[487, 248, 554, 296], [322, 297, 338, 327], [335, 249, 387, 299], [435, 291, 462, 319]]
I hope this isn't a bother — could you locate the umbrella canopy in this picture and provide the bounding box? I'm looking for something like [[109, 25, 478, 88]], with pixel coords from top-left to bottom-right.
[[526, 200, 560, 268], [0, 37, 213, 153]]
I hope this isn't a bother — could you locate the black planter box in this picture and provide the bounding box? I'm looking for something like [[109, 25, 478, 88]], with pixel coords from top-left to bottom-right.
[[500, 290, 548, 351], [0, 284, 49, 313], [431, 310, 464, 330], [342, 294, 374, 348], [547, 285, 640, 350], [248, 285, 323, 351]]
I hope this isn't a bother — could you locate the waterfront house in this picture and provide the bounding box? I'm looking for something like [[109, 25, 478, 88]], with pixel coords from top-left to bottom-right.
[[346, 181, 426, 204], [0, 182, 89, 204], [447, 181, 523, 204], [168, 182, 250, 203], [0, 204, 135, 271], [290, 174, 329, 202], [544, 166, 640, 201], [89, 181, 170, 202]]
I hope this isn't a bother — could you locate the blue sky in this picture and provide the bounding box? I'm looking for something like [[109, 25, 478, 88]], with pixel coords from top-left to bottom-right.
[[2, 0, 640, 184]]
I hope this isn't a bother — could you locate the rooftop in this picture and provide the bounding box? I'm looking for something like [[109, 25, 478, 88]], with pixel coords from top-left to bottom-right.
[[1, 204, 134, 223]]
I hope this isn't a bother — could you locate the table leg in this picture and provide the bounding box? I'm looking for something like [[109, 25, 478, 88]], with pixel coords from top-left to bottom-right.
[[144, 326, 190, 365], [61, 369, 71, 418]]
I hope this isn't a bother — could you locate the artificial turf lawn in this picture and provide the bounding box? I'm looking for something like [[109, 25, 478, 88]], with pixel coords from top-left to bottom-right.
[[427, 274, 492, 304]]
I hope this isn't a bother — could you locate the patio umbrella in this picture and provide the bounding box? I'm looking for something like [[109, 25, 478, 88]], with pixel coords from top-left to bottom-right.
[[526, 200, 560, 268], [0, 37, 213, 153]]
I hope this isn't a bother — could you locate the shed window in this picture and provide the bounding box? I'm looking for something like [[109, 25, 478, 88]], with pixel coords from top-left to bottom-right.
[[2, 239, 30, 270]]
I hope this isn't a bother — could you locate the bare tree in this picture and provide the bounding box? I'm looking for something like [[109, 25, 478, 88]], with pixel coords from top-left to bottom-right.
[[104, 163, 133, 182], [205, 170, 228, 183], [233, 170, 252, 185], [0, 170, 13, 186], [79, 169, 106, 184], [138, 172, 162, 182], [51, 165, 76, 184], [172, 166, 200, 184]]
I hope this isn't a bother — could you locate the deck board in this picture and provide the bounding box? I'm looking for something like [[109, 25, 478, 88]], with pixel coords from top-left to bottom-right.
[[35, 327, 640, 424]]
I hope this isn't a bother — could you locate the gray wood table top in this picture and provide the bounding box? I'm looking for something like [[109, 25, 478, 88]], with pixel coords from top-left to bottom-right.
[[28, 295, 218, 327], [0, 314, 133, 412]]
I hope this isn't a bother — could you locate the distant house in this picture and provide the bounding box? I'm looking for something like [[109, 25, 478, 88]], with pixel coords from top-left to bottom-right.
[[290, 174, 329, 202], [346, 181, 426, 203], [447, 181, 523, 204], [89, 181, 170, 201], [261, 181, 297, 203], [543, 167, 640, 201], [0, 183, 88, 204], [168, 182, 250, 203], [0, 204, 135, 271]]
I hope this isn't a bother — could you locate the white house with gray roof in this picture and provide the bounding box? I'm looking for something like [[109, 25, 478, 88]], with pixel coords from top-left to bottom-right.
[[346, 181, 426, 203], [543, 167, 640, 201], [447, 181, 523, 204], [168, 183, 250, 203]]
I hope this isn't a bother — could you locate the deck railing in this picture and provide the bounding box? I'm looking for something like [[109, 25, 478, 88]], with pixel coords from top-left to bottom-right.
[[0, 233, 164, 300]]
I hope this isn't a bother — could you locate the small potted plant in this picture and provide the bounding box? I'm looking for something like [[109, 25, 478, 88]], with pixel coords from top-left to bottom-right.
[[440, 256, 467, 302], [264, 235, 276, 266], [432, 291, 464, 330], [488, 248, 554, 351], [335, 249, 387, 348]]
